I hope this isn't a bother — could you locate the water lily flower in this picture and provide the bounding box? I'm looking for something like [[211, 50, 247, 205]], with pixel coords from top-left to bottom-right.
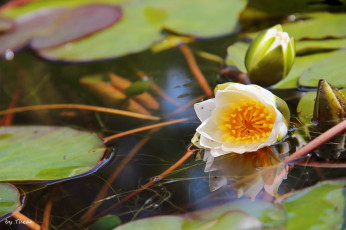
[[245, 24, 295, 86], [193, 82, 289, 157], [204, 144, 290, 200]]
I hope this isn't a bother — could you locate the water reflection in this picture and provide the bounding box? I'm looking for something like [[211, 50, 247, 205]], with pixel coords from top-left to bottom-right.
[[203, 143, 290, 200]]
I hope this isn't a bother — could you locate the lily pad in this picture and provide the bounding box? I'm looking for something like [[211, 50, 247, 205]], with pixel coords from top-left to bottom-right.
[[282, 180, 346, 230], [283, 13, 346, 40], [299, 50, 346, 88], [159, 0, 247, 38], [272, 50, 340, 89], [1, 0, 246, 61], [0, 126, 106, 181], [295, 38, 346, 55], [30, 4, 122, 49], [0, 183, 21, 221], [297, 89, 346, 125], [225, 41, 248, 73], [114, 216, 185, 230], [35, 1, 164, 62], [114, 200, 286, 229], [0, 8, 67, 55]]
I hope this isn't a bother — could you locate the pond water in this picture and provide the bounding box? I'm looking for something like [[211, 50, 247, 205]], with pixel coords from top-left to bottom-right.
[[0, 1, 345, 230]]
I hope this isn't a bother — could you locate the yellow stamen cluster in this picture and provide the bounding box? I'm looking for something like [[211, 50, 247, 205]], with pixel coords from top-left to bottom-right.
[[218, 99, 275, 144]]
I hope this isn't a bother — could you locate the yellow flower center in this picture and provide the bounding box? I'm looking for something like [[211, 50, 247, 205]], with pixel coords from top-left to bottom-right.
[[218, 99, 276, 144]]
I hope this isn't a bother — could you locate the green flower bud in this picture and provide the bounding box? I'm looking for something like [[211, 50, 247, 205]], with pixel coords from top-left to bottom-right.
[[312, 79, 346, 160], [245, 25, 295, 87]]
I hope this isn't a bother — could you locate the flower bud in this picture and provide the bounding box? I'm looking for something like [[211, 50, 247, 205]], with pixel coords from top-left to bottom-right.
[[312, 79, 346, 160], [245, 25, 295, 87]]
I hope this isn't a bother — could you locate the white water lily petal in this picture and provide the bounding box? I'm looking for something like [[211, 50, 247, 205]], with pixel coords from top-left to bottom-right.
[[194, 99, 215, 122]]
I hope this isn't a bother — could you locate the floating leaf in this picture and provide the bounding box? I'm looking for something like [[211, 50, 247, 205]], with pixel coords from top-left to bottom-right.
[[0, 126, 106, 181], [246, 0, 346, 16], [0, 8, 67, 55], [35, 1, 164, 62], [295, 38, 346, 55], [297, 89, 346, 125], [299, 50, 346, 88], [192, 211, 262, 230], [272, 51, 340, 89], [0, 183, 21, 221], [114, 200, 286, 229], [30, 4, 122, 49], [0, 0, 128, 18], [125, 81, 151, 97], [283, 13, 346, 40], [159, 0, 247, 38], [114, 216, 184, 230], [225, 42, 248, 73], [282, 180, 346, 230], [1, 0, 247, 61], [91, 215, 122, 230]]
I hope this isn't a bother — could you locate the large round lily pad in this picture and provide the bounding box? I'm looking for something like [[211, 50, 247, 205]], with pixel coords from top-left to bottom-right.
[[0, 126, 106, 181], [0, 183, 21, 221]]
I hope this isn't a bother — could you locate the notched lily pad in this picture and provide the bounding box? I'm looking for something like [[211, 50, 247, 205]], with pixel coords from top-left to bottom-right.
[[0, 126, 106, 181], [0, 183, 21, 221], [30, 4, 122, 49]]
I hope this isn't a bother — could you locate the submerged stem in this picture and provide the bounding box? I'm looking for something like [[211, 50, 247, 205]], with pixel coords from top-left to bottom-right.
[[0, 104, 160, 121]]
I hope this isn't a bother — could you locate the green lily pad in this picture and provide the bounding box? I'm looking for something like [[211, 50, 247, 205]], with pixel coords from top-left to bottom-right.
[[299, 50, 346, 88], [114, 216, 185, 230], [272, 50, 340, 89], [0, 183, 21, 221], [114, 200, 286, 229], [297, 89, 346, 125], [1, 0, 246, 61], [91, 215, 122, 230], [282, 180, 346, 230], [0, 8, 68, 55], [0, 0, 128, 18], [225, 41, 248, 73], [159, 0, 247, 38], [30, 4, 122, 49], [34, 1, 164, 62], [283, 13, 346, 40], [295, 38, 346, 55], [0, 126, 106, 181]]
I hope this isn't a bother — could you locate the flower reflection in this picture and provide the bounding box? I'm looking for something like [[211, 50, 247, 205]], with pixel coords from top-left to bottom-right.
[[203, 143, 290, 201]]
